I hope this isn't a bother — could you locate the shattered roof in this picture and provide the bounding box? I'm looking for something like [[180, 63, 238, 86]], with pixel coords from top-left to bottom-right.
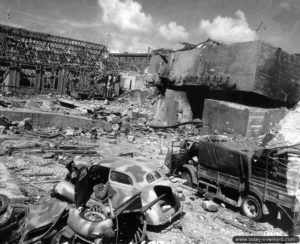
[[177, 38, 223, 51]]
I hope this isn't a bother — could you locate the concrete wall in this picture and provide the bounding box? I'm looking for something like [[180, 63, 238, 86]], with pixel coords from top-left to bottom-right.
[[0, 109, 106, 129]]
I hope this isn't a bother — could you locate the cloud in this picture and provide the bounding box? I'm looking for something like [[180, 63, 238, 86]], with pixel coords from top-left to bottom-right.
[[109, 33, 150, 53], [158, 21, 189, 41], [58, 19, 103, 29], [199, 10, 257, 43], [272, 2, 300, 34], [98, 0, 152, 32]]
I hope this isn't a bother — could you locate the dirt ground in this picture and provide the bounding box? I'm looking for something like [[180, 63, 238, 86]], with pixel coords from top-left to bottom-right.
[[0, 93, 294, 243], [1, 132, 289, 244]]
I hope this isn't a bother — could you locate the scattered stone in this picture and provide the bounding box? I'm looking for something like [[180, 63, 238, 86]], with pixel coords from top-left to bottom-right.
[[121, 110, 128, 116], [90, 127, 98, 139], [111, 123, 120, 131], [42, 152, 55, 159], [0, 125, 7, 135], [107, 133, 117, 139], [11, 121, 19, 126], [201, 200, 219, 212], [127, 135, 135, 143], [65, 128, 75, 136], [104, 99, 109, 105], [0, 115, 11, 128], [18, 118, 33, 130]]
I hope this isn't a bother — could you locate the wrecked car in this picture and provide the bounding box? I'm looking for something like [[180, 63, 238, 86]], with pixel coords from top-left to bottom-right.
[[1, 186, 154, 243], [54, 156, 181, 226]]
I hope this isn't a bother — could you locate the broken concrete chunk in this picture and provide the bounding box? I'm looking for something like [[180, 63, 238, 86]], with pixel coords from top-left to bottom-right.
[[42, 152, 55, 159], [127, 135, 135, 143], [201, 200, 219, 212], [0, 125, 7, 135], [18, 118, 33, 130], [111, 123, 120, 131], [65, 128, 75, 136], [0, 115, 11, 128]]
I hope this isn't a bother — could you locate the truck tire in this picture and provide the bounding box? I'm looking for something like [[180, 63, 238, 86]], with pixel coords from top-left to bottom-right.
[[181, 171, 193, 187], [0, 194, 11, 228], [0, 194, 9, 215], [241, 194, 262, 221]]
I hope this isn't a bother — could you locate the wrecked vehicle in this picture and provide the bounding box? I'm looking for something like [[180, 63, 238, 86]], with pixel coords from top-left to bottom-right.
[[1, 184, 155, 243], [0, 194, 69, 244], [165, 135, 300, 234], [52, 191, 150, 244], [54, 157, 181, 226]]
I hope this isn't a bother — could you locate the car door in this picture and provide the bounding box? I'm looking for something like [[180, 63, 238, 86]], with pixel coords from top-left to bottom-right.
[[108, 170, 139, 208]]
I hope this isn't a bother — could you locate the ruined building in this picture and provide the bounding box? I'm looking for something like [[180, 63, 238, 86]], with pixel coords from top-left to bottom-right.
[[0, 24, 119, 98], [147, 40, 300, 138]]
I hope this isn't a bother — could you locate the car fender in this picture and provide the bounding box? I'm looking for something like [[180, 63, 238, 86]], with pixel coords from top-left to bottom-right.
[[53, 180, 75, 202], [182, 164, 197, 185]]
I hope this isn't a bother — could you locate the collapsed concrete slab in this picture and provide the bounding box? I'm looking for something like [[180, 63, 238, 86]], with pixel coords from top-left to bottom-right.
[[152, 89, 193, 125], [202, 99, 287, 137], [263, 104, 300, 147], [0, 109, 106, 129]]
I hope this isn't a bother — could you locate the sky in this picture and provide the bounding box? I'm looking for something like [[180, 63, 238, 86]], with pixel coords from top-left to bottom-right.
[[0, 0, 299, 53]]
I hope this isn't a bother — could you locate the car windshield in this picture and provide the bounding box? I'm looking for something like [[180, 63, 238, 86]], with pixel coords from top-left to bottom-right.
[[146, 171, 162, 183]]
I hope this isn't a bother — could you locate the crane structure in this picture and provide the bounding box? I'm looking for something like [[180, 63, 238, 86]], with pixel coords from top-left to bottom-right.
[[0, 24, 119, 97]]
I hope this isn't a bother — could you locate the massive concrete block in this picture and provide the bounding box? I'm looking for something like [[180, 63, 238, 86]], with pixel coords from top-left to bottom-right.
[[150, 41, 300, 105], [202, 99, 287, 137], [152, 89, 193, 126]]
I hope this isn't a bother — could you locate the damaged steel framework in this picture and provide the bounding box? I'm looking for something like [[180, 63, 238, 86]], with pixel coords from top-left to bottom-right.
[[0, 24, 119, 97]]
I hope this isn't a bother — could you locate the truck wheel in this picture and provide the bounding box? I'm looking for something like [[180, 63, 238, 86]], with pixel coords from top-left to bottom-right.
[[0, 194, 9, 215], [241, 194, 262, 221], [181, 171, 193, 187]]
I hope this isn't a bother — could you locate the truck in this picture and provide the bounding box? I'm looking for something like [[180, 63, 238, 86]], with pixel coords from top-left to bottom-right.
[[165, 135, 300, 233]]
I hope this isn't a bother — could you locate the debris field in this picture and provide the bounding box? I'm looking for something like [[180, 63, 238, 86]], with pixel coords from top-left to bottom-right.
[[0, 23, 300, 244]]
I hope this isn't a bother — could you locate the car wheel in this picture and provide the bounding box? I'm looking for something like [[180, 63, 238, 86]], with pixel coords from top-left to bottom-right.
[[241, 194, 263, 221], [118, 214, 147, 244], [181, 171, 193, 187]]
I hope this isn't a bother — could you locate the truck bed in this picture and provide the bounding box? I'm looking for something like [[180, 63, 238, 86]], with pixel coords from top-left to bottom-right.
[[198, 165, 300, 212]]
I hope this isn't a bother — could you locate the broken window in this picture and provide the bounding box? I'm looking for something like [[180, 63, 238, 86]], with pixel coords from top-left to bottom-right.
[[146, 171, 162, 183], [44, 69, 59, 89], [110, 171, 133, 185], [146, 173, 155, 183], [20, 68, 35, 87]]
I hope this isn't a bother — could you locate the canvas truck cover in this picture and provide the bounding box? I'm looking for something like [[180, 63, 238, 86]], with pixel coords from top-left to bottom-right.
[[196, 138, 257, 180]]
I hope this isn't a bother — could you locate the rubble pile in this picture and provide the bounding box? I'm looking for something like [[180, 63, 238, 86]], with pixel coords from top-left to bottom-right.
[[1, 39, 300, 244]]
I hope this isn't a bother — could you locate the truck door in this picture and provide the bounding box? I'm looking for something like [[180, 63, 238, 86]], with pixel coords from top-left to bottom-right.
[[167, 140, 192, 173]]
